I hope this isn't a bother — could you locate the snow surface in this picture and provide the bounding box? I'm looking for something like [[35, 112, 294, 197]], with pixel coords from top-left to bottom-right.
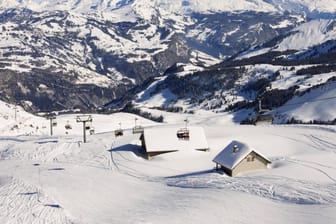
[[238, 19, 336, 60], [274, 78, 336, 122], [276, 19, 336, 51], [0, 100, 336, 223]]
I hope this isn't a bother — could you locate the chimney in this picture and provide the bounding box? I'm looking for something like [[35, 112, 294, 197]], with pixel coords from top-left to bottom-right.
[[233, 145, 239, 153]]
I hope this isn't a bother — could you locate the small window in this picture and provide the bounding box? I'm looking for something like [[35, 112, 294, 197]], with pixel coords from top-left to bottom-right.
[[247, 156, 255, 162]]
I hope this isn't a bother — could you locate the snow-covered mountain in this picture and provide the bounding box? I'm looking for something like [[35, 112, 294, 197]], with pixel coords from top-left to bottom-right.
[[121, 18, 336, 124], [0, 0, 335, 123], [0, 6, 218, 112], [2, 0, 336, 16], [1, 3, 336, 220]]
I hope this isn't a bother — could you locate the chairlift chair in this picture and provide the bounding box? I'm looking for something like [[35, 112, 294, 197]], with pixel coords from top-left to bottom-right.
[[254, 110, 274, 125], [132, 125, 144, 134], [176, 128, 190, 140], [52, 121, 57, 127], [89, 128, 95, 135], [65, 123, 72, 130], [114, 129, 123, 137]]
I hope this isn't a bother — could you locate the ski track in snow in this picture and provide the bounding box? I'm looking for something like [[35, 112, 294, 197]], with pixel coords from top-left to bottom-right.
[[108, 133, 336, 206], [2, 134, 336, 206], [0, 176, 73, 224], [1, 121, 336, 223], [165, 173, 336, 205], [285, 157, 336, 183], [304, 134, 336, 154], [108, 134, 179, 181], [110, 145, 165, 182]]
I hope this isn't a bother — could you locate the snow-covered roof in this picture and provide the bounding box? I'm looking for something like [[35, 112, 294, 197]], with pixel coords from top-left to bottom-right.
[[142, 126, 209, 153], [213, 140, 270, 169]]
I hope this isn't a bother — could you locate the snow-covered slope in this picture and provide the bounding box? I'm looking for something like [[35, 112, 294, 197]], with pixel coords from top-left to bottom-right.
[[0, 100, 48, 136], [129, 54, 336, 123], [126, 16, 336, 124], [0, 101, 336, 223], [0, 100, 157, 137], [274, 78, 336, 123], [0, 0, 335, 117], [268, 0, 336, 16], [276, 19, 336, 51], [0, 3, 303, 112], [238, 19, 336, 59]]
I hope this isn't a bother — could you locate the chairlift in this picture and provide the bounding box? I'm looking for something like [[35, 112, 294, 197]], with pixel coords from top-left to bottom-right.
[[52, 121, 57, 127], [65, 124, 72, 130], [65, 121, 72, 130], [114, 129, 123, 137], [115, 122, 123, 137], [254, 97, 274, 125], [132, 118, 143, 134], [176, 128, 190, 140], [254, 110, 274, 125], [132, 125, 144, 134], [89, 128, 95, 135], [176, 118, 190, 140], [85, 125, 91, 130]]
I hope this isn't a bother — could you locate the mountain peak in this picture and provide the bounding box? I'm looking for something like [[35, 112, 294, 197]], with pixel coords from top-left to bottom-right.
[[2, 0, 336, 18]]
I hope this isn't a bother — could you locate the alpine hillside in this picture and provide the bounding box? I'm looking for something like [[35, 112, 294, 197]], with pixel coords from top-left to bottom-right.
[[0, 0, 335, 123]]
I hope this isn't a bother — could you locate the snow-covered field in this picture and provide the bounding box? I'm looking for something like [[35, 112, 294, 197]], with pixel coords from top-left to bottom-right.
[[0, 101, 336, 223]]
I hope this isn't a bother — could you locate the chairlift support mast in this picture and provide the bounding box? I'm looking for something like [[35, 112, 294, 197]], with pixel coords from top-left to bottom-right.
[[258, 97, 262, 112], [14, 105, 18, 121], [258, 84, 272, 113], [255, 87, 274, 125], [76, 115, 93, 143], [46, 113, 56, 136], [184, 118, 189, 129]]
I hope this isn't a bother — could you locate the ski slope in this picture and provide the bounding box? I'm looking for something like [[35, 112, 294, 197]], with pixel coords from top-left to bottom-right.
[[0, 101, 336, 223]]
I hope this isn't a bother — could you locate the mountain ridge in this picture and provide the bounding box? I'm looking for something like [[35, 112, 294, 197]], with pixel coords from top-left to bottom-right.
[[0, 7, 302, 113], [0, 1, 335, 123], [1, 0, 336, 18], [114, 17, 336, 124]]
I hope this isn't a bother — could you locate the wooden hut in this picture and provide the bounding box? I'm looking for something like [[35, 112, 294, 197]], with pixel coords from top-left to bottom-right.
[[140, 126, 209, 159], [213, 140, 271, 176]]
